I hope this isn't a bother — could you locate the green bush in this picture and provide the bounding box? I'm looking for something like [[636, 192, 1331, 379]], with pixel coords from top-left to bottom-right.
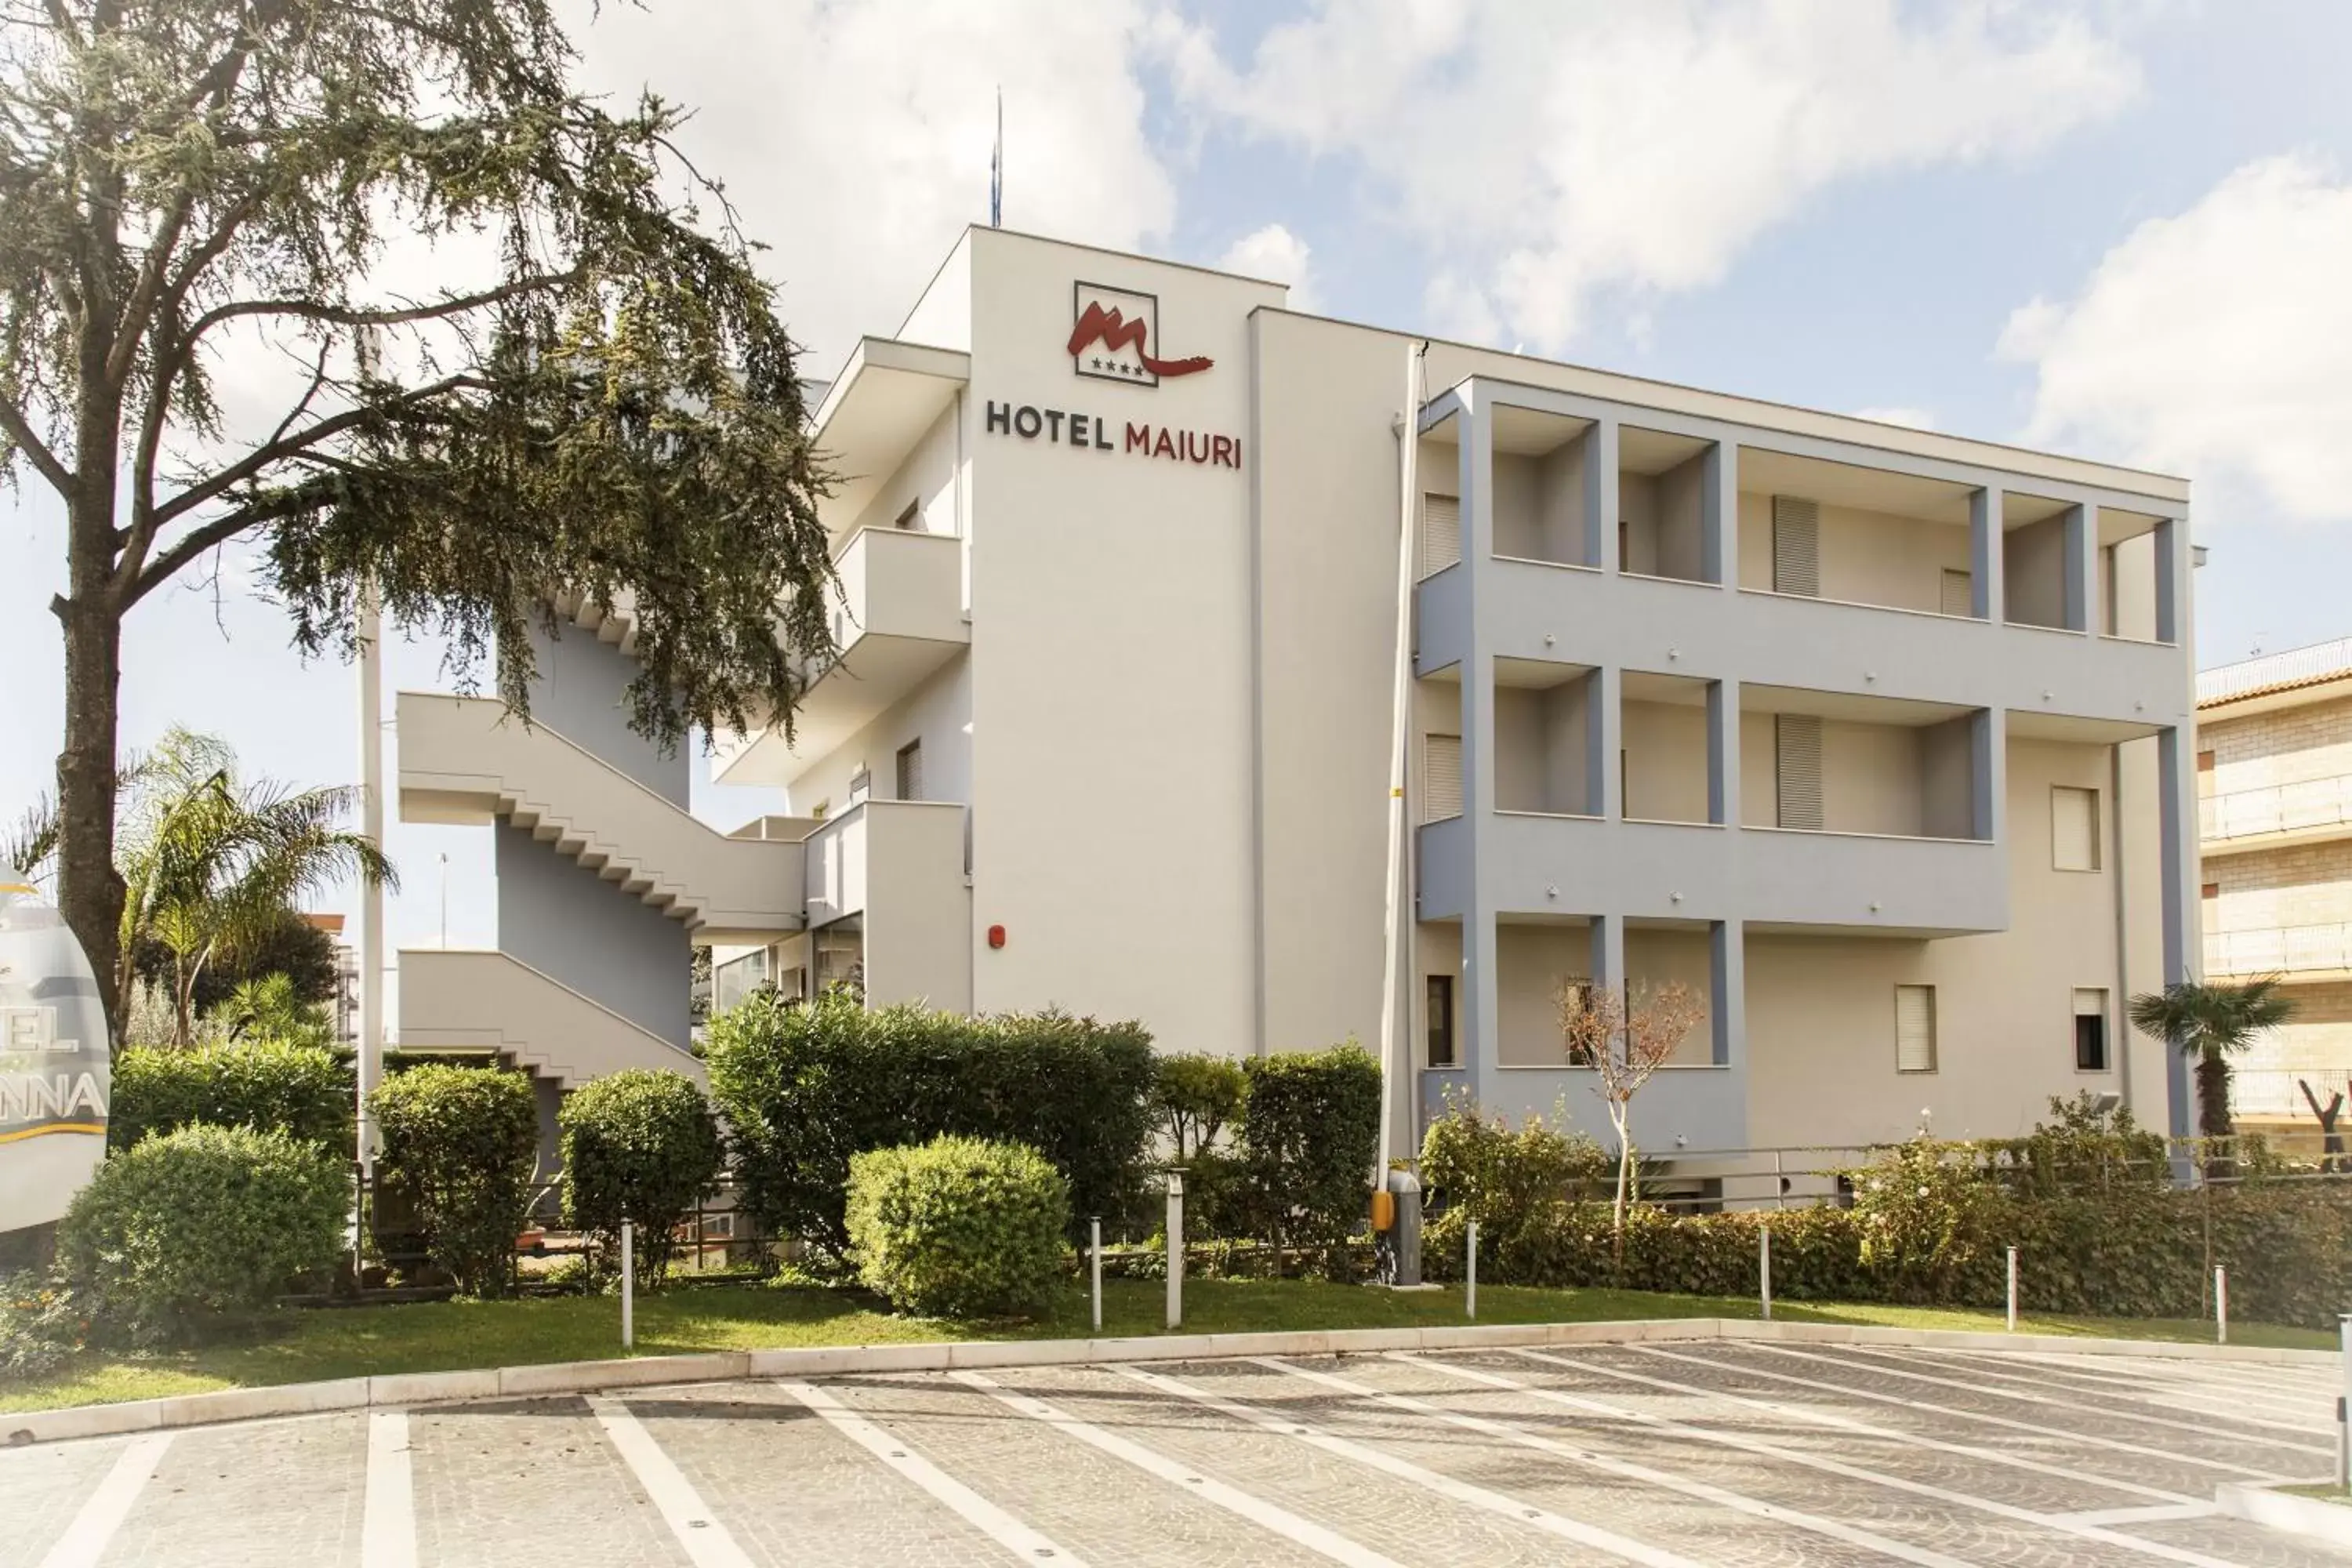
[[371, 1064, 539, 1298], [706, 994, 1154, 1255], [0, 1271, 87, 1377], [560, 1069, 724, 1287], [56, 1124, 346, 1345], [1240, 1044, 1381, 1277], [846, 1136, 1071, 1318], [1152, 1053, 1247, 1158], [109, 1040, 353, 1152]]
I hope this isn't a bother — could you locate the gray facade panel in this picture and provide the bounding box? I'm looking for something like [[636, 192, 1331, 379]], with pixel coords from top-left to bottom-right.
[[524, 622, 688, 806], [495, 821, 691, 1048]]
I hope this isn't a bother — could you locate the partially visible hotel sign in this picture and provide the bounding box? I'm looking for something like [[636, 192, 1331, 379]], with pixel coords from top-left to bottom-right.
[[982, 279, 1241, 469], [0, 869, 108, 1234]]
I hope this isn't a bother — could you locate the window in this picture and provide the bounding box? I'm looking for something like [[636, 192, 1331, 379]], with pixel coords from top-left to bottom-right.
[[1426, 975, 1457, 1067], [895, 739, 924, 802], [2073, 988, 2109, 1072], [2201, 881, 2220, 900], [2051, 786, 2100, 871], [1895, 984, 1937, 1073], [2196, 748, 2216, 774], [894, 498, 920, 531], [1771, 495, 1820, 596], [1775, 714, 1824, 831], [1940, 568, 1973, 617], [1423, 734, 1463, 821], [1421, 492, 1461, 577]]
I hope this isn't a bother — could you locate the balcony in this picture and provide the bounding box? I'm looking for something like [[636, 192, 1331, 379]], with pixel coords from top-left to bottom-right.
[[713, 527, 968, 786], [2205, 923, 2352, 982], [2200, 775, 2352, 855], [800, 799, 971, 1010]]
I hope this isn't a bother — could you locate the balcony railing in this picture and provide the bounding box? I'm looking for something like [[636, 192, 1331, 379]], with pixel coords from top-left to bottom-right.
[[2200, 774, 2352, 844], [2205, 922, 2352, 978]]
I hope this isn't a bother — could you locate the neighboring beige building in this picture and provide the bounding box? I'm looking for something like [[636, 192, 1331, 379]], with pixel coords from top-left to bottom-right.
[[396, 227, 2201, 1160], [2197, 639, 2352, 1128]]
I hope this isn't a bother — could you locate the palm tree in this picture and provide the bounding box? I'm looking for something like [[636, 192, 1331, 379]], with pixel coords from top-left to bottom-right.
[[2127, 977, 2298, 1144], [12, 729, 395, 1045]]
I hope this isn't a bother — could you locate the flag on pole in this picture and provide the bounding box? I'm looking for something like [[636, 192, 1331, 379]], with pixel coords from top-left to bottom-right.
[[989, 87, 1002, 227]]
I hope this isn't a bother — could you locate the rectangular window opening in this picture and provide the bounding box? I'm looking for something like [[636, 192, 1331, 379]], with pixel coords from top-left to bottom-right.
[[2073, 987, 2109, 1072], [1423, 733, 1463, 822], [1940, 568, 1974, 617], [2052, 785, 2100, 871], [1775, 713, 1824, 831], [1771, 495, 1820, 597], [895, 739, 924, 803], [1421, 492, 1461, 578], [1896, 984, 1937, 1074], [1426, 975, 1456, 1068]]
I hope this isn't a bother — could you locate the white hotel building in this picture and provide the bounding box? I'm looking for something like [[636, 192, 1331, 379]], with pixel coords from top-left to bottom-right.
[[396, 226, 2201, 1158]]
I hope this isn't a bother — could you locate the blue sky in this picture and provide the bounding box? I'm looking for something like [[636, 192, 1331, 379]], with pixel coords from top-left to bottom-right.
[[4, 0, 2350, 965]]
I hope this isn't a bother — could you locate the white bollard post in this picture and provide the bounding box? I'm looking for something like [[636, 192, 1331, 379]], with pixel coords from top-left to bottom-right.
[[1091, 1216, 1103, 1334], [1165, 1173, 1185, 1330], [621, 1220, 634, 1349], [2005, 1246, 2018, 1334], [1466, 1219, 1479, 1320], [2338, 1314, 2350, 1490], [2215, 1266, 2228, 1345], [1759, 1225, 1773, 1322]]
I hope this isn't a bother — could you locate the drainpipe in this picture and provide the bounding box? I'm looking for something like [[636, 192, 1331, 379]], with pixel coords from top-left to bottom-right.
[[2113, 744, 2132, 1118], [1376, 342, 1428, 1181]]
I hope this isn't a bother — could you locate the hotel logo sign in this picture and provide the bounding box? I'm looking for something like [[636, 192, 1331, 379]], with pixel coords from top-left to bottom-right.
[[1068, 281, 1212, 387]]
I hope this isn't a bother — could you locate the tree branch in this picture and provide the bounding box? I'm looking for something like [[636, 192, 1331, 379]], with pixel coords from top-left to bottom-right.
[[0, 394, 74, 498], [183, 270, 581, 345], [123, 486, 321, 608]]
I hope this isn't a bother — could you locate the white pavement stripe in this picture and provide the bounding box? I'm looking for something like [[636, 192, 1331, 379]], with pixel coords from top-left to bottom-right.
[[1838, 1346, 2335, 1451], [1494, 1349, 2253, 1568], [37, 1433, 172, 1568], [586, 1396, 757, 1568], [361, 1412, 419, 1568], [1620, 1346, 2196, 1504], [949, 1370, 1406, 1568], [779, 1380, 1090, 1568], [1736, 1344, 2281, 1477], [1111, 1363, 1704, 1568], [1274, 1355, 1977, 1568], [1899, 1348, 2339, 1425], [2053, 1504, 2221, 1526]]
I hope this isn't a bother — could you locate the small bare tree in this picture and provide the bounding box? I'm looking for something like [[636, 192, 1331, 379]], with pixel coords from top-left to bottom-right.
[[1555, 976, 1708, 1243]]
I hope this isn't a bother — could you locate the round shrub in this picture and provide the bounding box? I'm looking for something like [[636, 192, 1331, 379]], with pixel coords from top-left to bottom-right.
[[110, 1040, 353, 1153], [58, 1124, 345, 1345], [846, 1135, 1070, 1319], [371, 1063, 539, 1298], [559, 1069, 724, 1287]]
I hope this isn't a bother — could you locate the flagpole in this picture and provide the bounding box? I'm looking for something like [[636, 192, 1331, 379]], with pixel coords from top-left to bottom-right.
[[990, 86, 1003, 227]]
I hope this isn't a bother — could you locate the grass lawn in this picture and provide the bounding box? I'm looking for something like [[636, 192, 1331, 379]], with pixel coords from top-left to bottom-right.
[[2279, 1485, 2350, 1506], [2, 1277, 2332, 1417]]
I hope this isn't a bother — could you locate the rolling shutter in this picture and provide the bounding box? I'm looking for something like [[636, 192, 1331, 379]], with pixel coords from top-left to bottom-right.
[[1772, 495, 1820, 596], [2051, 786, 2099, 870], [1423, 734, 1463, 822], [1421, 492, 1462, 577], [1775, 714, 1824, 831], [1896, 985, 1937, 1073], [1941, 568, 1973, 617]]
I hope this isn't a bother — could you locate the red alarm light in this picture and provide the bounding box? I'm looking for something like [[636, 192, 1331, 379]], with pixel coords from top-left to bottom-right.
[[987, 924, 1007, 949]]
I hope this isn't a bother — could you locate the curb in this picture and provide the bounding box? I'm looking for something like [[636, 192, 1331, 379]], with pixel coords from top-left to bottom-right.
[[5, 1316, 2335, 1446], [2215, 1482, 2352, 1548]]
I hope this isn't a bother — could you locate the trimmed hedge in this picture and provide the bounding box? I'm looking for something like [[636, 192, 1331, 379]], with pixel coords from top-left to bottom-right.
[[847, 1135, 1071, 1318], [560, 1069, 724, 1287], [109, 1040, 353, 1153], [1239, 1044, 1380, 1276], [371, 1064, 539, 1298], [57, 1123, 346, 1345], [706, 994, 1154, 1254], [1420, 1105, 2352, 1328]]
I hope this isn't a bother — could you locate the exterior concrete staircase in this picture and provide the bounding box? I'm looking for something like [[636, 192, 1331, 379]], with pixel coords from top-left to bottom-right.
[[397, 948, 705, 1089], [397, 691, 805, 943]]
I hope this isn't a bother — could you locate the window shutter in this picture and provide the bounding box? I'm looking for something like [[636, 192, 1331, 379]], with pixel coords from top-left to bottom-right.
[[1775, 714, 1824, 831], [895, 739, 924, 803], [1424, 734, 1463, 822], [1421, 492, 1462, 577], [1941, 568, 1973, 617], [2052, 786, 2099, 870], [1772, 495, 1820, 596], [1895, 985, 1937, 1073]]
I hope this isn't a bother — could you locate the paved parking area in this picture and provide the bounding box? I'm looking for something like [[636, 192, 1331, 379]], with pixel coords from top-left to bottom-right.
[[7, 1340, 2347, 1566]]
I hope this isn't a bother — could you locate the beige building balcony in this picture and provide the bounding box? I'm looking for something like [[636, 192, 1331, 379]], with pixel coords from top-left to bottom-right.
[[793, 798, 972, 1011], [2198, 774, 2352, 855], [2204, 921, 2352, 982], [713, 526, 968, 788]]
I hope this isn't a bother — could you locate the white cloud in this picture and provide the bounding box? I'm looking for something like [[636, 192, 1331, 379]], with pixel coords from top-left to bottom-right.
[[1998, 154, 2352, 523], [1852, 406, 1938, 430], [1218, 223, 1319, 309], [569, 0, 1178, 367], [1160, 0, 2140, 351]]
